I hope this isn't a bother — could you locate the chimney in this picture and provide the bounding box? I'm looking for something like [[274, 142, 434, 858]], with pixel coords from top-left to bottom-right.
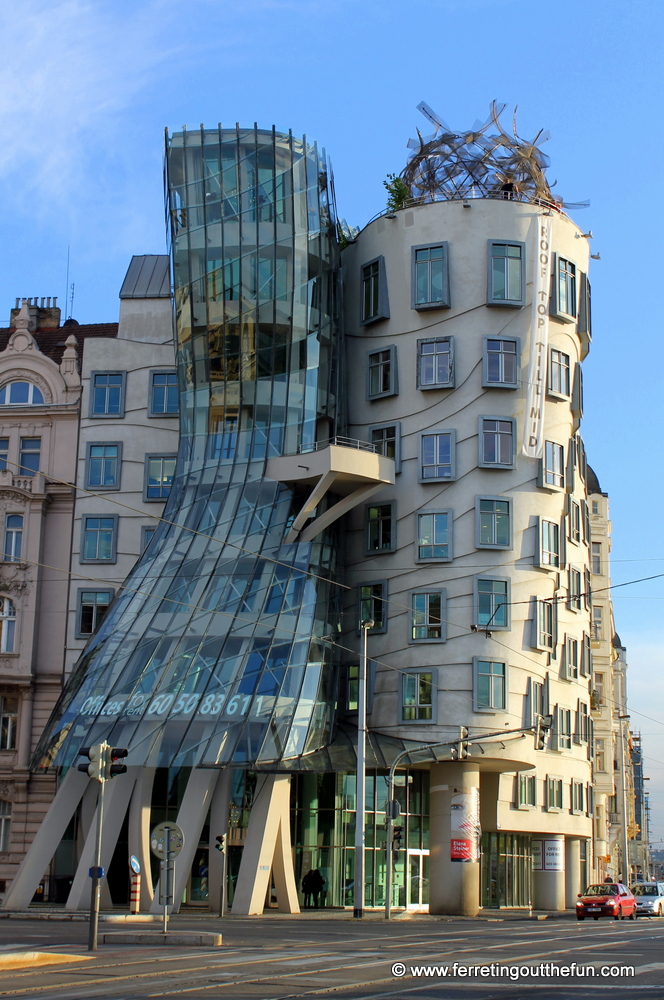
[[10, 296, 60, 330]]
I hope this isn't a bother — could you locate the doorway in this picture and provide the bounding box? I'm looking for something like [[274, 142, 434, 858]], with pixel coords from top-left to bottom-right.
[[407, 850, 429, 908]]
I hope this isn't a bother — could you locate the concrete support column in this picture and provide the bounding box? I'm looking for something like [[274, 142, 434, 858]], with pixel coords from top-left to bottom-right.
[[16, 689, 34, 769], [208, 770, 232, 914], [429, 762, 481, 916], [532, 835, 565, 911], [127, 767, 156, 910], [565, 837, 582, 908]]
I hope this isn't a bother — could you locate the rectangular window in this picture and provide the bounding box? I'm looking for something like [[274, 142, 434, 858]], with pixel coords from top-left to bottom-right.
[[77, 589, 113, 638], [543, 441, 564, 488], [0, 800, 10, 853], [555, 257, 577, 319], [420, 430, 455, 481], [581, 632, 591, 676], [547, 777, 564, 810], [367, 347, 397, 399], [483, 338, 518, 387], [474, 659, 506, 711], [0, 697, 18, 750], [412, 243, 450, 309], [539, 518, 560, 567], [476, 578, 508, 629], [90, 371, 125, 417], [3, 515, 22, 562], [572, 781, 584, 813], [480, 418, 514, 468], [477, 497, 511, 548], [150, 371, 179, 415], [417, 338, 453, 388], [487, 240, 525, 306], [592, 606, 603, 640], [18, 438, 40, 476], [536, 600, 555, 649], [0, 439, 8, 471], [361, 257, 389, 324], [564, 636, 579, 679], [559, 708, 572, 749], [144, 455, 176, 501], [410, 591, 445, 642], [591, 542, 601, 575], [591, 500, 599, 515], [81, 516, 117, 562], [359, 582, 386, 633], [366, 503, 394, 552], [86, 443, 121, 490], [568, 568, 582, 611], [141, 525, 157, 552], [402, 671, 434, 722], [370, 424, 400, 471], [417, 511, 451, 561], [569, 499, 581, 543], [518, 774, 536, 807], [549, 348, 570, 395]]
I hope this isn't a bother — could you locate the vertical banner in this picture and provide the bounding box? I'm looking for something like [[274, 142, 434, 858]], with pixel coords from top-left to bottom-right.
[[450, 788, 481, 862], [522, 216, 552, 458]]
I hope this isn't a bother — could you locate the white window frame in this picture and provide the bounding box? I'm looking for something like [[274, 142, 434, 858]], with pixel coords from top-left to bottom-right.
[[552, 254, 577, 322], [548, 347, 571, 397], [517, 773, 537, 809], [537, 517, 560, 568], [0, 799, 11, 852], [0, 598, 16, 654], [541, 440, 565, 490], [3, 515, 23, 563], [546, 775, 564, 811]]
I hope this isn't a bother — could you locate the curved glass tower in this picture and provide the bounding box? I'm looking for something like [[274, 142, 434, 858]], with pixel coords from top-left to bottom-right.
[[35, 126, 344, 772]]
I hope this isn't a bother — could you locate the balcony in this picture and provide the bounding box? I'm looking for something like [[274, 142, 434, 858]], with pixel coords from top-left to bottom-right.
[[266, 436, 395, 544]]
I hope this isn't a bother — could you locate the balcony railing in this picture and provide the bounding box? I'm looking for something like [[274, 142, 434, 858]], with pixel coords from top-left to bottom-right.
[[299, 435, 377, 455]]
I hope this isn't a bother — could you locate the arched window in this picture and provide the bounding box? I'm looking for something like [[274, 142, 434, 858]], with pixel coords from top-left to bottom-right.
[[0, 800, 11, 852], [0, 598, 16, 652], [0, 382, 45, 406], [3, 515, 23, 562]]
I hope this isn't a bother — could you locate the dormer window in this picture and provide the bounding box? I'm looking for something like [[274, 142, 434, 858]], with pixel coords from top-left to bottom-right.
[[0, 382, 44, 406]]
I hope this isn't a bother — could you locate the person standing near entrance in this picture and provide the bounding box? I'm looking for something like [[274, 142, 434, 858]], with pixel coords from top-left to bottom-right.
[[302, 870, 314, 908], [309, 869, 325, 908]]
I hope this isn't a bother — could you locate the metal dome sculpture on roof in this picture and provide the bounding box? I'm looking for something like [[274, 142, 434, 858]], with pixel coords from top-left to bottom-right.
[[401, 100, 584, 210]]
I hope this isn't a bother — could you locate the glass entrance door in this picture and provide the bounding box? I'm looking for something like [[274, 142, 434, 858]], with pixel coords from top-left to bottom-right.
[[407, 851, 430, 908]]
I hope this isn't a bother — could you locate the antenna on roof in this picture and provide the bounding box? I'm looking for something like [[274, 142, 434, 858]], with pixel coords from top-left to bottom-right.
[[65, 245, 71, 319], [68, 283, 75, 320]]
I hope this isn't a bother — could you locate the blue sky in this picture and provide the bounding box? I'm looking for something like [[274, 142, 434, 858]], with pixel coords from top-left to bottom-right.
[[3, 0, 664, 839]]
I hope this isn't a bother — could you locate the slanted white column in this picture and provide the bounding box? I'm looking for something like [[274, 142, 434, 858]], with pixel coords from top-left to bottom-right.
[[231, 773, 300, 915], [149, 768, 219, 915], [208, 770, 232, 915], [2, 768, 89, 910], [565, 837, 582, 908], [127, 767, 156, 910], [65, 771, 138, 910]]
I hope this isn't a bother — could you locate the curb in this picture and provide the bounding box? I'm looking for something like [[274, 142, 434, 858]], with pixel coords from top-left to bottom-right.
[[0, 952, 92, 970]]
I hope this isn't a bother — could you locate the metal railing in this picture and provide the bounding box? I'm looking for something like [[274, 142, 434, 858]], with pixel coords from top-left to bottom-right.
[[299, 435, 377, 455]]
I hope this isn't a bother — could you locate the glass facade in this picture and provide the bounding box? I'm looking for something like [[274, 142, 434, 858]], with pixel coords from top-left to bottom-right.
[[33, 126, 344, 772], [481, 832, 532, 908]]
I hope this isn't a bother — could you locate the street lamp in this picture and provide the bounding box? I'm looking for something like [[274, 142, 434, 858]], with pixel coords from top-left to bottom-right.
[[353, 619, 373, 919]]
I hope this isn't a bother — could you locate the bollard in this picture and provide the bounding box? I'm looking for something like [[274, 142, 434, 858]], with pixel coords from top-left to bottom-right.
[[130, 872, 141, 914]]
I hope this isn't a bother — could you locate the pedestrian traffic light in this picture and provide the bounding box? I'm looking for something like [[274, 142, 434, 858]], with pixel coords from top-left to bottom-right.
[[458, 726, 470, 759], [215, 834, 227, 853], [392, 825, 403, 863], [78, 744, 106, 781], [107, 748, 128, 779]]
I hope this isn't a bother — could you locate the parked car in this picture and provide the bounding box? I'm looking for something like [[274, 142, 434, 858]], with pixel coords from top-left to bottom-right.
[[631, 882, 664, 916], [576, 883, 637, 921]]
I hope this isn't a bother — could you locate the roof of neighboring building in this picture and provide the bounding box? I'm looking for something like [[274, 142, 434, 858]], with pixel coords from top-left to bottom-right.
[[587, 464, 602, 495], [119, 255, 171, 299], [0, 323, 119, 367]]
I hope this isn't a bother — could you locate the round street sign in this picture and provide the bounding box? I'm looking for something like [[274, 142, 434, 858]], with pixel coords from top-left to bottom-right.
[[150, 822, 185, 859], [129, 855, 141, 874]]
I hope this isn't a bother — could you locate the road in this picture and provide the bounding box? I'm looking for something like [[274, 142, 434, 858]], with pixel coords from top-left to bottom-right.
[[0, 912, 663, 999]]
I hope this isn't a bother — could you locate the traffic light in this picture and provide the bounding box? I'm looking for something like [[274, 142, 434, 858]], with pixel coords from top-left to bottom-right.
[[215, 834, 227, 853], [535, 714, 553, 751], [107, 748, 128, 779], [458, 726, 470, 759], [78, 744, 106, 781], [392, 825, 403, 861]]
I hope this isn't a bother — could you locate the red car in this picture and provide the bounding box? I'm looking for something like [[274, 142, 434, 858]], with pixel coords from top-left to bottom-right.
[[576, 883, 637, 921]]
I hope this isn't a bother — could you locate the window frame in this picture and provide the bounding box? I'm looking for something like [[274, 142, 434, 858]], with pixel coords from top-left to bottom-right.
[[365, 501, 396, 555], [0, 381, 46, 406], [532, 598, 557, 651], [0, 799, 11, 853], [18, 437, 40, 477], [416, 336, 454, 390], [3, 514, 23, 564], [143, 454, 177, 503], [360, 255, 390, 325], [366, 345, 398, 400], [563, 634, 579, 681], [415, 508, 453, 563], [546, 775, 564, 811], [80, 514, 118, 564], [476, 495, 512, 550], [0, 697, 18, 749], [517, 773, 537, 809], [547, 347, 571, 398], [551, 253, 578, 322], [486, 239, 526, 308], [571, 780, 585, 815], [482, 336, 520, 389], [568, 567, 582, 612], [400, 668, 437, 724], [568, 498, 581, 544], [536, 516, 561, 569], [419, 429, 456, 483], [148, 369, 179, 418], [89, 370, 127, 419], [358, 581, 387, 635], [141, 524, 158, 554], [0, 598, 17, 654], [411, 242, 450, 310], [474, 576, 510, 631], [75, 587, 115, 640], [368, 422, 401, 473], [409, 589, 447, 644], [478, 416, 516, 470], [541, 440, 565, 491], [473, 657, 507, 713], [84, 441, 123, 492]]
